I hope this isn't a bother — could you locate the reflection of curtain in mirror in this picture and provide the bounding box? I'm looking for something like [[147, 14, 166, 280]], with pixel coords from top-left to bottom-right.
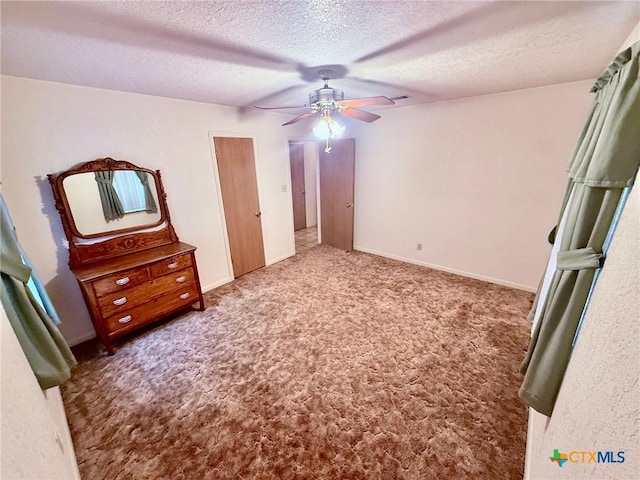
[[94, 171, 125, 221], [136, 171, 158, 213]]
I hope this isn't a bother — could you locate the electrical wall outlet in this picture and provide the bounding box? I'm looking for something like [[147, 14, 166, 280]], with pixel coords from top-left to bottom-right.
[[417, 243, 422, 251]]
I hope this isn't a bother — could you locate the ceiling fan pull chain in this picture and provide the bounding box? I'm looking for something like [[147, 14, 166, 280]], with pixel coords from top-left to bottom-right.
[[324, 138, 332, 154]]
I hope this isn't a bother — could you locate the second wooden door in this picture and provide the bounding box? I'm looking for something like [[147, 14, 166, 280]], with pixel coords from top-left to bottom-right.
[[213, 136, 266, 277], [319, 138, 355, 251]]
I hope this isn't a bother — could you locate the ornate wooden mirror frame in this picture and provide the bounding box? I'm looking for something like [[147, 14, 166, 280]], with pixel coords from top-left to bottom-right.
[[48, 157, 179, 269]]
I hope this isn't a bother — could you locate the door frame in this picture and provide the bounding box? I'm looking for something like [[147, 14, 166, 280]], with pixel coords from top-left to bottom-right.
[[209, 131, 267, 280]]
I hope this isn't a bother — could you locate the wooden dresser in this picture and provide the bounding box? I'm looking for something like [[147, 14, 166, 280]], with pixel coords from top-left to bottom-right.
[[72, 242, 203, 354], [49, 158, 204, 354]]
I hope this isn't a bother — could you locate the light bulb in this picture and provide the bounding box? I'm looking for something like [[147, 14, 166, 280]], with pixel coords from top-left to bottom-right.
[[313, 119, 331, 140], [331, 121, 345, 138]]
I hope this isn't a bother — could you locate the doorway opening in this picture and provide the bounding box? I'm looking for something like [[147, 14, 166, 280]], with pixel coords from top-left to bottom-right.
[[289, 141, 319, 253], [295, 225, 318, 252]]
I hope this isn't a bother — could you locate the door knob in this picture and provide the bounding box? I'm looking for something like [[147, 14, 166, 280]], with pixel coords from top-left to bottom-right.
[[346, 203, 353, 208], [255, 211, 262, 217]]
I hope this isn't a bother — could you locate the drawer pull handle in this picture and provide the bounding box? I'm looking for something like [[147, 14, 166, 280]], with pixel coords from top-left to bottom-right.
[[167, 262, 179, 269], [175, 275, 187, 283], [118, 315, 132, 324], [113, 297, 127, 306], [179, 292, 190, 300], [115, 276, 130, 286]]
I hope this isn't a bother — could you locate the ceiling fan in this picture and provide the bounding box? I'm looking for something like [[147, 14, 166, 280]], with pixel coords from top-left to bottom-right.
[[255, 69, 396, 127]]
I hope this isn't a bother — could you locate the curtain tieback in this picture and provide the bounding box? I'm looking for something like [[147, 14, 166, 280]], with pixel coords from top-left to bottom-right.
[[556, 247, 604, 270], [0, 252, 32, 282]]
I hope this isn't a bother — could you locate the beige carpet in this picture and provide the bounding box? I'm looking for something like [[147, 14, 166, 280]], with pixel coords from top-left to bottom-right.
[[62, 245, 533, 479]]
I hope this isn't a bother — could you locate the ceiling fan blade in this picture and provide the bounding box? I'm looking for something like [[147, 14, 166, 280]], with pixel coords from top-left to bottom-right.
[[354, 2, 502, 63], [244, 84, 310, 110], [350, 76, 440, 102], [282, 110, 319, 126], [340, 96, 395, 108], [339, 108, 381, 123], [255, 105, 308, 110]]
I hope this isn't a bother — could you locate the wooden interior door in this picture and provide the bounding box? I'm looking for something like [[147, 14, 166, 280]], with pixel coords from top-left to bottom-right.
[[213, 137, 266, 277], [319, 138, 355, 251], [289, 143, 307, 231]]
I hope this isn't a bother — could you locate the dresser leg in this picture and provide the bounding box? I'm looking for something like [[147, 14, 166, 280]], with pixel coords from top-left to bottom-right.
[[103, 338, 115, 356], [197, 294, 205, 311]]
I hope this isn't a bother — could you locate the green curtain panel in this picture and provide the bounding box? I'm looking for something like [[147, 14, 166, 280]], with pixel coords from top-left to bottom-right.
[[0, 195, 76, 390], [520, 42, 640, 416], [19, 241, 61, 325], [136, 170, 158, 213], [95, 170, 125, 221]]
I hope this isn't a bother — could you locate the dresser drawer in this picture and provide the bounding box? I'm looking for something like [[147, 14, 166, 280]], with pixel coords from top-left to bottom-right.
[[92, 267, 150, 296], [99, 267, 196, 318], [150, 253, 193, 278], [104, 284, 200, 335]]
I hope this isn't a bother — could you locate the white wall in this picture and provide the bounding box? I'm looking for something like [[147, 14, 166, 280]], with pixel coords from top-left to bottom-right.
[[524, 28, 640, 480], [0, 75, 307, 345], [0, 307, 80, 480], [0, 74, 596, 345], [351, 80, 595, 290], [0, 72, 610, 348]]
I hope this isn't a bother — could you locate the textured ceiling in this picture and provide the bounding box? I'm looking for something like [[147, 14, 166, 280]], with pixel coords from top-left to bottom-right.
[[1, 1, 638, 112]]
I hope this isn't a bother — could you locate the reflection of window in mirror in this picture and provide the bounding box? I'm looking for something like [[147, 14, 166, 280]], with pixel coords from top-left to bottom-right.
[[113, 171, 146, 213], [112, 171, 158, 215]]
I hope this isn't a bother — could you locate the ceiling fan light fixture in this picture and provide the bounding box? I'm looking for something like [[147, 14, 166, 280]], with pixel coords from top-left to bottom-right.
[[312, 115, 345, 140], [259, 69, 393, 147]]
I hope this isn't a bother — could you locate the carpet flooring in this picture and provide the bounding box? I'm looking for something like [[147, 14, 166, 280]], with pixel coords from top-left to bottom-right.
[[62, 245, 533, 479]]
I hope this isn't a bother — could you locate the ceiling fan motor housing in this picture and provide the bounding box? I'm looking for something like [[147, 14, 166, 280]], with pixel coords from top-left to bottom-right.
[[309, 88, 344, 109]]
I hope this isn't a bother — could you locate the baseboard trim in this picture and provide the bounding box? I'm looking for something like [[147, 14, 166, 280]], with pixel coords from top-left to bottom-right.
[[354, 246, 536, 292], [267, 251, 295, 266], [202, 277, 234, 293], [67, 331, 97, 347], [68, 248, 532, 346]]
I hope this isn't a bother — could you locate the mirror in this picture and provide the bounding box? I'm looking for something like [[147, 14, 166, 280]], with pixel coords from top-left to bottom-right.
[[49, 158, 179, 268], [50, 158, 167, 240], [63, 170, 162, 237]]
